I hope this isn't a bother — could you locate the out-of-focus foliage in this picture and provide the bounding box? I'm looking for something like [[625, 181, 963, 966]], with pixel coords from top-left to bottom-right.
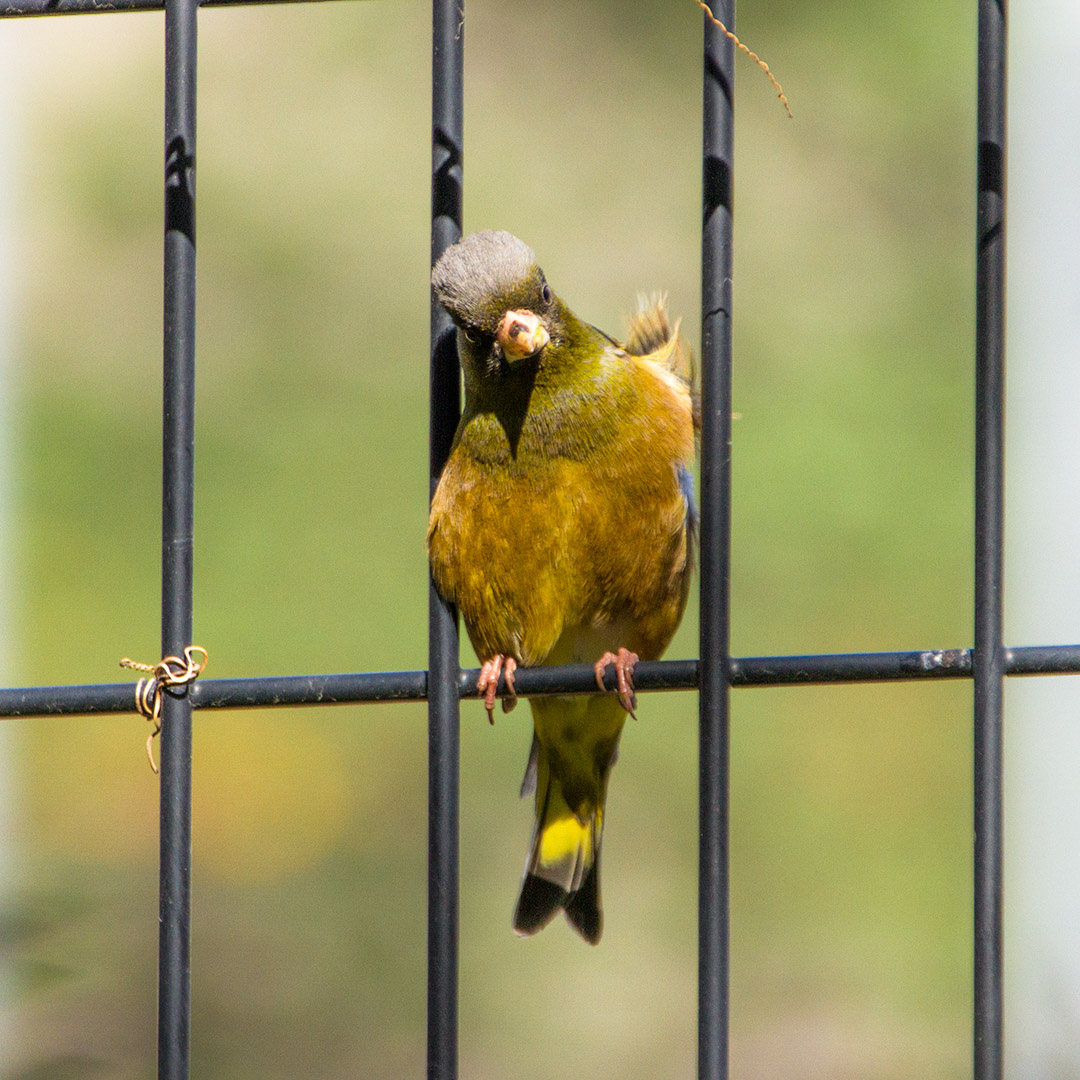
[[2, 1, 974, 1077]]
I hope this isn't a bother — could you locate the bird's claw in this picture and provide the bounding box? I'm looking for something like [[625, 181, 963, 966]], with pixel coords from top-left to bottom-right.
[[594, 648, 639, 717], [477, 655, 518, 723]]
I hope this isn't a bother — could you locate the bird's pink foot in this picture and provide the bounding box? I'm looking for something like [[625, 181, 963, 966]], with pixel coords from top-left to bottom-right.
[[477, 655, 518, 723], [594, 648, 639, 716]]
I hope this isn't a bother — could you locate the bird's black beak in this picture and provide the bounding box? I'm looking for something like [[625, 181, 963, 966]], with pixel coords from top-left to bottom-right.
[[496, 309, 549, 362]]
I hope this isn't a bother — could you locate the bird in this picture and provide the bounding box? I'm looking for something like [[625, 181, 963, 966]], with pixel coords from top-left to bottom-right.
[[427, 230, 696, 944]]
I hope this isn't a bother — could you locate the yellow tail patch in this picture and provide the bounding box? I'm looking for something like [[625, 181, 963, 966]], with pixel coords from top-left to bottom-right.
[[539, 813, 591, 867]]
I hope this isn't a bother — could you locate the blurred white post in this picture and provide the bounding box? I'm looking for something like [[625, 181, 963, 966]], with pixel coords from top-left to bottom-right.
[[1005, 3, 1080, 1076], [0, 22, 15, 1067]]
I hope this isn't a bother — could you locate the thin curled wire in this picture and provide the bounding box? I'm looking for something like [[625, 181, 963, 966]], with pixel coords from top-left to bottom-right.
[[696, 0, 793, 119], [119, 646, 208, 774]]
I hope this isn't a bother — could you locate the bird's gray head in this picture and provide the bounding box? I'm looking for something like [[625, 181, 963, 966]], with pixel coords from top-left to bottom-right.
[[431, 230, 547, 337]]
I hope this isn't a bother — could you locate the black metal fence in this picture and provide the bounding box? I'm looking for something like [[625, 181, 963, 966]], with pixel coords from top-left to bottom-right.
[[0, 1, 1063, 1079]]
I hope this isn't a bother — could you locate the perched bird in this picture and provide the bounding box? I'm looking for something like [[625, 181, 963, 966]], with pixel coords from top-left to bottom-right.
[[427, 230, 696, 944]]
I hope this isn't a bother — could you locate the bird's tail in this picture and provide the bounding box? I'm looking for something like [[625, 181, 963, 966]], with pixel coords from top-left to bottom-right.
[[513, 739, 606, 944], [513, 696, 623, 944]]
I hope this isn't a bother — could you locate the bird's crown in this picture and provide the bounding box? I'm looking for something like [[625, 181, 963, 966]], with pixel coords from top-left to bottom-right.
[[432, 230, 543, 334]]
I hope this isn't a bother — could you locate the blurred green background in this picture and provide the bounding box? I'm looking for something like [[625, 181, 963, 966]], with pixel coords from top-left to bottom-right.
[[1, 1, 976, 1077]]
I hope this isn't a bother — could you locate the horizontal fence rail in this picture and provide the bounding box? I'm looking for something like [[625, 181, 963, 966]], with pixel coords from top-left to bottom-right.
[[3, 644, 1080, 718], [0, 0, 326, 15]]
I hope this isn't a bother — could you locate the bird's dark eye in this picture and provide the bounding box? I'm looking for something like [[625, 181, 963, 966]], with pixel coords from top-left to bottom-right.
[[463, 327, 479, 344], [541, 283, 553, 306]]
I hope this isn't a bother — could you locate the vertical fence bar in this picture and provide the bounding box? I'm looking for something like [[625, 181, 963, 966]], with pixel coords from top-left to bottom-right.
[[428, 1, 463, 1078], [159, 0, 198, 1076], [973, 2, 1006, 1078], [699, 4, 734, 1080]]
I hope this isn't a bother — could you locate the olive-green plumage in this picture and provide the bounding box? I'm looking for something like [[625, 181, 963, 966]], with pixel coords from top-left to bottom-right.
[[428, 230, 695, 943]]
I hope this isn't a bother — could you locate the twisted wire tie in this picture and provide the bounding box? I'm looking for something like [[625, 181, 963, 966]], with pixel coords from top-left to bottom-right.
[[119, 646, 208, 774], [696, 0, 793, 119]]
